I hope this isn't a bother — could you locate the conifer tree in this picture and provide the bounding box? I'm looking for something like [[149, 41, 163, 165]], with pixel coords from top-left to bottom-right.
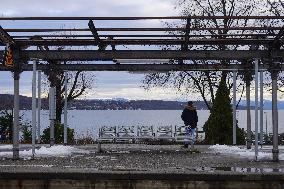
[[203, 78, 245, 145]]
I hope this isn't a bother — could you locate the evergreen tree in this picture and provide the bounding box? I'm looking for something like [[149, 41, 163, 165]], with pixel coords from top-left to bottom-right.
[[0, 110, 33, 143], [0, 111, 13, 142], [203, 78, 245, 145]]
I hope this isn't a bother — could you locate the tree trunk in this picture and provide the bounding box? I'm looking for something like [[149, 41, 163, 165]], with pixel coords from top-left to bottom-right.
[[55, 82, 63, 124], [47, 64, 63, 124]]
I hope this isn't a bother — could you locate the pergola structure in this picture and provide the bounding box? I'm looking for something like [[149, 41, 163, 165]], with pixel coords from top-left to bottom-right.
[[0, 16, 283, 161]]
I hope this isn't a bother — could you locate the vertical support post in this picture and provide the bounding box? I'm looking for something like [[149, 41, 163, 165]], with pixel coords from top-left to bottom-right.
[[179, 18, 190, 64], [13, 71, 20, 160], [259, 70, 264, 146], [37, 70, 41, 144], [254, 59, 259, 160], [49, 87, 56, 146], [64, 72, 68, 145], [233, 70, 237, 145], [32, 60, 37, 158], [246, 80, 252, 149], [271, 70, 279, 161], [98, 142, 102, 153], [265, 112, 268, 136]]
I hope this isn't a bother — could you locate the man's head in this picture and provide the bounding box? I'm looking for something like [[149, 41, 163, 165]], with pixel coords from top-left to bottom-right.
[[187, 101, 193, 106]]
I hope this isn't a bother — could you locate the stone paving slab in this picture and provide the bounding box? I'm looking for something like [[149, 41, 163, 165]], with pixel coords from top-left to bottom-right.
[[0, 144, 283, 176]]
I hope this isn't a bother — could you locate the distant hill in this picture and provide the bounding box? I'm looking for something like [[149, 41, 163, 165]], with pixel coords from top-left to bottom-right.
[[0, 94, 251, 110], [239, 100, 281, 110]]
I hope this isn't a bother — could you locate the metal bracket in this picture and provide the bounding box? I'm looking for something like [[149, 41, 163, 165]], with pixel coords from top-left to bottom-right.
[[88, 20, 105, 50], [0, 25, 14, 45], [270, 25, 284, 50], [182, 18, 191, 51], [179, 19, 191, 64]]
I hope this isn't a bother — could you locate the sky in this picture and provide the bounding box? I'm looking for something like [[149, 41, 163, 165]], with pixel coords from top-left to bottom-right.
[[0, 0, 193, 100], [0, 0, 279, 101]]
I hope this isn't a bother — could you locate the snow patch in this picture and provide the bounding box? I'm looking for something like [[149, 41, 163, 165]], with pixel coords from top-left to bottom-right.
[[209, 145, 278, 160], [0, 145, 12, 150], [0, 145, 89, 158], [0, 164, 53, 167], [96, 155, 109, 159]]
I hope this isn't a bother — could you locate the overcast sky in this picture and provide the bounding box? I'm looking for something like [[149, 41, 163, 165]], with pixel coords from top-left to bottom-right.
[[0, 0, 190, 100], [0, 0, 278, 101]]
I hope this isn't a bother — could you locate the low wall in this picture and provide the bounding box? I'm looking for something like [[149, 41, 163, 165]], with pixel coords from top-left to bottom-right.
[[0, 172, 284, 189]]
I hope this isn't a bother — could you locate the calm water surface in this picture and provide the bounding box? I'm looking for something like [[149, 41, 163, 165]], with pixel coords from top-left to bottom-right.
[[21, 110, 281, 138]]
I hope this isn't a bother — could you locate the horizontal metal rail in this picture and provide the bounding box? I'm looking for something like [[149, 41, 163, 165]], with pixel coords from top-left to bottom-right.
[[0, 50, 283, 61], [4, 27, 283, 32], [11, 38, 278, 46], [1, 16, 284, 20], [0, 63, 281, 72], [11, 33, 277, 39]]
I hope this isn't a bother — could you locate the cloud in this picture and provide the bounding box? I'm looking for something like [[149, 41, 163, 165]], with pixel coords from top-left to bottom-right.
[[87, 86, 187, 100]]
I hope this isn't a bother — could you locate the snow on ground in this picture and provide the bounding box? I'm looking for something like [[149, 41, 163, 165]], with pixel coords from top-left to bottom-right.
[[0, 145, 12, 149], [261, 146, 284, 150], [209, 145, 284, 161], [0, 145, 89, 158]]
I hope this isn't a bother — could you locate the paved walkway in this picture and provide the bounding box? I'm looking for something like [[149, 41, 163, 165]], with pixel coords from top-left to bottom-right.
[[0, 144, 283, 174]]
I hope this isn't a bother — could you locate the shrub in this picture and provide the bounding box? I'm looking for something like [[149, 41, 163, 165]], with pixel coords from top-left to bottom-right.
[[21, 123, 32, 143], [41, 122, 74, 144], [0, 110, 13, 142], [74, 131, 95, 145], [0, 110, 34, 143]]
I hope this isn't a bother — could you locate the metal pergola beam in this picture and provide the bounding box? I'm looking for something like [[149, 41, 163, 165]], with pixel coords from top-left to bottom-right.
[[0, 63, 282, 72], [4, 27, 283, 32], [9, 38, 279, 47], [88, 20, 104, 50], [0, 50, 283, 61], [271, 26, 284, 49], [1, 16, 284, 20], [0, 26, 14, 45], [182, 18, 191, 51], [11, 34, 278, 39]]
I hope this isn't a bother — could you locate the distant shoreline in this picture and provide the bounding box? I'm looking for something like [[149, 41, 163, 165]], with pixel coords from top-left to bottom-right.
[[0, 94, 253, 110]]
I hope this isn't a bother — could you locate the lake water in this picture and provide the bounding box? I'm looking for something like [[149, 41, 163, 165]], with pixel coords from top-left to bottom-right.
[[20, 110, 282, 138]]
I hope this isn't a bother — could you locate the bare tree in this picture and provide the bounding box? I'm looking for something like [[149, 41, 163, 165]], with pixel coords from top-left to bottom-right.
[[266, 0, 284, 16], [43, 65, 94, 123], [143, 0, 257, 110], [263, 0, 284, 97], [33, 36, 95, 123]]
